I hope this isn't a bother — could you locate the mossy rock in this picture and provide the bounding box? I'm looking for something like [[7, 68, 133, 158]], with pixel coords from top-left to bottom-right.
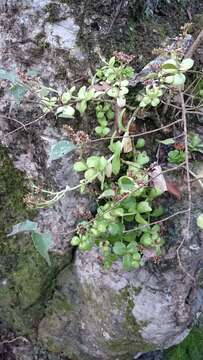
[[0, 147, 70, 336]]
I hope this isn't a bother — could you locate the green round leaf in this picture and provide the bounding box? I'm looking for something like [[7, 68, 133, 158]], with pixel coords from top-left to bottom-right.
[[197, 214, 203, 230], [113, 242, 126, 256], [180, 58, 194, 72], [136, 138, 145, 149], [118, 176, 135, 192], [74, 161, 87, 172], [137, 201, 152, 213], [71, 236, 80, 246]]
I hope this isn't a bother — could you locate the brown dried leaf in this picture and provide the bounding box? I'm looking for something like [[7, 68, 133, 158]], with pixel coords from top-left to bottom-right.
[[166, 180, 181, 200]]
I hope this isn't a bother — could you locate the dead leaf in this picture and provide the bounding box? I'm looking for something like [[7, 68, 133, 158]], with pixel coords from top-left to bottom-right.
[[93, 82, 111, 92], [150, 164, 167, 192], [123, 132, 133, 153], [166, 180, 181, 200]]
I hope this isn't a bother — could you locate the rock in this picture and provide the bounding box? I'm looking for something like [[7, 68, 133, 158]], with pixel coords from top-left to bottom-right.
[[38, 186, 203, 359]]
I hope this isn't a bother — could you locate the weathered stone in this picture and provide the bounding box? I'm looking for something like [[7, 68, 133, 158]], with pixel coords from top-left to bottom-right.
[[38, 185, 203, 359]]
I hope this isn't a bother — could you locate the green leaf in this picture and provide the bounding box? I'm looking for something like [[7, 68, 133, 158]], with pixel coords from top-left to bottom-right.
[[118, 176, 135, 192], [85, 88, 95, 101], [109, 56, 116, 66], [127, 241, 138, 254], [140, 233, 152, 246], [112, 155, 121, 175], [87, 156, 100, 168], [78, 86, 87, 100], [49, 140, 76, 161], [151, 205, 164, 217], [180, 58, 194, 72], [99, 189, 115, 199], [135, 213, 148, 224], [0, 68, 19, 82], [74, 161, 87, 172], [77, 100, 87, 114], [111, 207, 124, 216], [10, 84, 27, 104], [173, 73, 186, 86], [8, 220, 38, 236], [162, 59, 178, 71], [108, 223, 124, 236], [32, 232, 53, 266], [136, 138, 145, 149], [113, 242, 126, 256], [84, 168, 98, 181], [56, 105, 75, 118], [159, 138, 175, 145], [99, 156, 108, 171], [71, 236, 80, 246], [61, 91, 72, 104], [197, 214, 203, 230], [136, 152, 149, 165], [123, 254, 133, 270], [151, 98, 160, 107], [137, 201, 152, 213]]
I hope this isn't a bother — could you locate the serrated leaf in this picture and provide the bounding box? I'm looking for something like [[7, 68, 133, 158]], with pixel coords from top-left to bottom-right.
[[32, 232, 53, 266], [197, 214, 203, 230], [113, 242, 126, 256], [49, 140, 76, 161], [8, 220, 38, 236]]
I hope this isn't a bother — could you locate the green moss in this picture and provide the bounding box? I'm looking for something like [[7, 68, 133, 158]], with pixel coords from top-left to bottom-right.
[[166, 327, 203, 360], [0, 147, 71, 335]]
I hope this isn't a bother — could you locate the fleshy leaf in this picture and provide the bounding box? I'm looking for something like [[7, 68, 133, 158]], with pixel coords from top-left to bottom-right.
[[8, 220, 38, 236], [113, 242, 126, 256], [99, 189, 115, 199], [32, 232, 53, 266], [159, 138, 175, 145], [197, 214, 203, 230], [49, 140, 76, 161]]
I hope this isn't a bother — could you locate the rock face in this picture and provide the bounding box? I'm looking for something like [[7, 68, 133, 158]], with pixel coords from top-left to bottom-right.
[[0, 1, 203, 360], [38, 187, 203, 360]]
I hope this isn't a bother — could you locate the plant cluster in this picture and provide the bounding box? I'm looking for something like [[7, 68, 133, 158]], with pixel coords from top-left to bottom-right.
[[6, 47, 203, 269]]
